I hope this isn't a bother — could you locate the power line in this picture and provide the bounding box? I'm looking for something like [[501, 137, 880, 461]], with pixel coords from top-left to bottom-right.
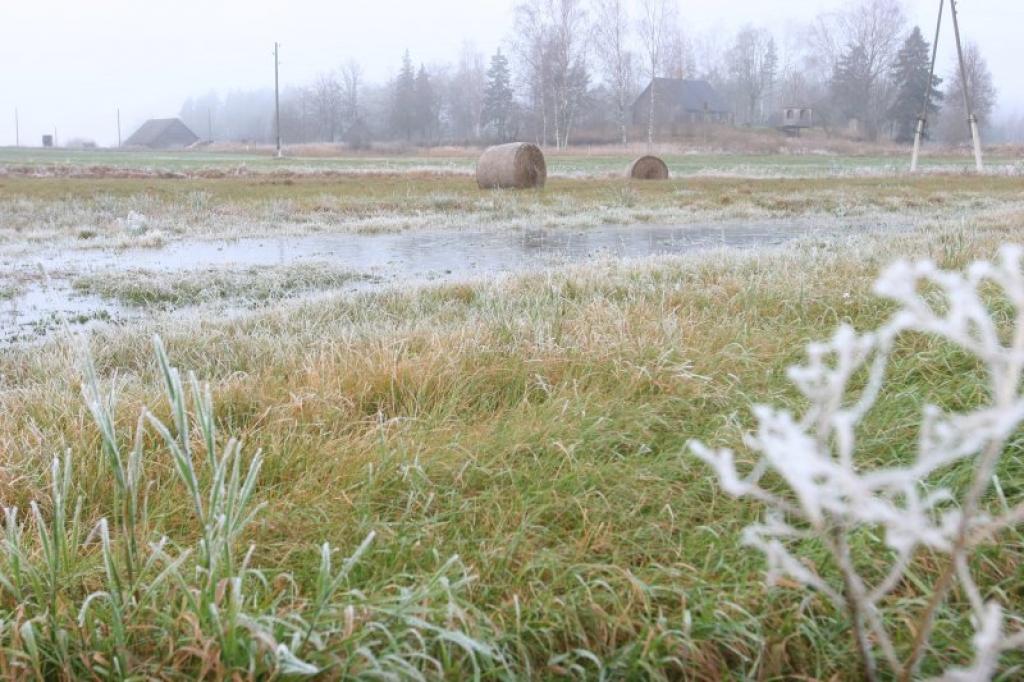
[[274, 42, 282, 158]]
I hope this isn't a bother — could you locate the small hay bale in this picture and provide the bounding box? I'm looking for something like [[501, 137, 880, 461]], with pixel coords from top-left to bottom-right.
[[476, 143, 547, 189], [626, 155, 669, 180]]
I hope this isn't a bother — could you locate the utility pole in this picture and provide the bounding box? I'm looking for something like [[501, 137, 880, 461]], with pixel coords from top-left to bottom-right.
[[14, 108, 19, 147], [208, 107, 213, 142], [116, 108, 122, 147], [274, 41, 282, 158], [911, 0, 943, 173], [950, 0, 983, 172], [910, 0, 983, 173]]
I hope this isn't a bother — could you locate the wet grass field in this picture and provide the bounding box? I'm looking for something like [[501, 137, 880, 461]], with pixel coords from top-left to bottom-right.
[[1, 145, 1019, 177], [0, 147, 1023, 678]]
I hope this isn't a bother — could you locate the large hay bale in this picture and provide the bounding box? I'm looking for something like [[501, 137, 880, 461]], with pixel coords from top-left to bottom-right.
[[476, 143, 547, 189], [626, 155, 669, 180]]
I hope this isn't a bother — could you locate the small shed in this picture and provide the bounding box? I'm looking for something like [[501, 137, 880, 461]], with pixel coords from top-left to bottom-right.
[[779, 107, 815, 136], [123, 118, 199, 149]]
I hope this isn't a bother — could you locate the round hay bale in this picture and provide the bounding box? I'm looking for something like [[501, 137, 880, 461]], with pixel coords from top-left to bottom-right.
[[476, 143, 547, 189], [626, 155, 669, 180]]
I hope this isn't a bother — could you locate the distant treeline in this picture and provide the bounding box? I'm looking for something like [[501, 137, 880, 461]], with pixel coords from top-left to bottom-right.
[[179, 0, 1005, 148]]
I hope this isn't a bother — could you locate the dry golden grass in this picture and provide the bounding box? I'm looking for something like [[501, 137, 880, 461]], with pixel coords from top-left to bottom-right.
[[1, 201, 1022, 677]]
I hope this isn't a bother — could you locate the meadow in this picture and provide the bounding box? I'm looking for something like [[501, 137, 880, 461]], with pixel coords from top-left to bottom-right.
[[0, 147, 1023, 679]]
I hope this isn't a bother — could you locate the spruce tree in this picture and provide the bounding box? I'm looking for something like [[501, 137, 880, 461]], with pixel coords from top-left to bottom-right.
[[413, 65, 438, 143], [831, 45, 871, 132], [390, 50, 417, 140], [481, 49, 515, 143], [888, 27, 942, 144]]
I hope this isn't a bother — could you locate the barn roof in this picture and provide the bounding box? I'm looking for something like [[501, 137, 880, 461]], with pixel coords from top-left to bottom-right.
[[645, 78, 729, 113], [123, 118, 199, 148]]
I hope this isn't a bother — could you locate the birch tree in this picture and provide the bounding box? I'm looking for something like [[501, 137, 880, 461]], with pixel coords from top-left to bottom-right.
[[637, 0, 676, 146], [592, 0, 635, 145], [513, 0, 590, 149]]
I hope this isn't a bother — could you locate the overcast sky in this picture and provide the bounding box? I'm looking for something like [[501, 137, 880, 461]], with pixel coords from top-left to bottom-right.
[[0, 0, 1019, 146]]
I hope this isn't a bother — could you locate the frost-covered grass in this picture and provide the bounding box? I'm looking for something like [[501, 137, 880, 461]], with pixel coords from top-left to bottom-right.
[[2, 146, 1022, 178], [2, 172, 1024, 251], [72, 263, 367, 308], [1, 205, 1023, 677]]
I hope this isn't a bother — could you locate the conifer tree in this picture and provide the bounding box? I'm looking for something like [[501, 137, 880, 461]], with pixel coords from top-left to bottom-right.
[[830, 45, 871, 132], [413, 65, 438, 143], [888, 27, 942, 144], [390, 50, 417, 140], [482, 49, 516, 142]]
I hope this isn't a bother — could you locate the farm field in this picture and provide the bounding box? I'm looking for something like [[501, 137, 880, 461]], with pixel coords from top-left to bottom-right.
[[1, 147, 1024, 678], [2, 144, 1021, 177]]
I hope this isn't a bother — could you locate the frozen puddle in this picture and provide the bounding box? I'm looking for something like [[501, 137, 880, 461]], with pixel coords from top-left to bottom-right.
[[2, 218, 896, 344]]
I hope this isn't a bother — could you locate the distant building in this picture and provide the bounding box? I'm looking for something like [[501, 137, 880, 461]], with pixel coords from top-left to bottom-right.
[[632, 78, 731, 128], [123, 118, 199, 149], [779, 107, 815, 136]]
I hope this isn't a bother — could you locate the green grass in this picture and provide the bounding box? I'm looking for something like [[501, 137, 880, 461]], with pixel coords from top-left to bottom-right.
[[0, 146, 1019, 177], [1, 208, 1023, 677], [3, 169, 1023, 251], [72, 263, 367, 308]]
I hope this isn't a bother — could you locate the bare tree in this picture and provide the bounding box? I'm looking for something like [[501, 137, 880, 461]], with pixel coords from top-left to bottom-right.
[[690, 28, 727, 84], [938, 42, 997, 145], [311, 72, 343, 142], [545, 0, 590, 148], [592, 0, 635, 144], [807, 0, 906, 139], [662, 23, 692, 79], [448, 42, 487, 142], [513, 0, 590, 149], [726, 26, 778, 125], [513, 0, 552, 145], [340, 60, 363, 127], [637, 0, 676, 146]]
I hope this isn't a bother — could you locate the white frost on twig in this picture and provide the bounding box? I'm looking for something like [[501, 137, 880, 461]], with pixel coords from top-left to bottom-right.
[[691, 245, 1024, 679]]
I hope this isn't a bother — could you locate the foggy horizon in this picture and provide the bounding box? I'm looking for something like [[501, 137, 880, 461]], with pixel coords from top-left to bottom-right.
[[2, 0, 1021, 146]]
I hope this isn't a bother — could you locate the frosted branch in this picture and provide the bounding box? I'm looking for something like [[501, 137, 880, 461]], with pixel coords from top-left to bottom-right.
[[690, 245, 1024, 679]]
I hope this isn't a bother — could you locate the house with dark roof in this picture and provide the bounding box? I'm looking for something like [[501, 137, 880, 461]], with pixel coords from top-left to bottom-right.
[[123, 118, 199, 149], [632, 78, 732, 128]]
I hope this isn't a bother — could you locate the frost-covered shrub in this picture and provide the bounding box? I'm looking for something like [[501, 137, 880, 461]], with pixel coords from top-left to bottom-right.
[[691, 245, 1024, 680], [115, 210, 149, 235]]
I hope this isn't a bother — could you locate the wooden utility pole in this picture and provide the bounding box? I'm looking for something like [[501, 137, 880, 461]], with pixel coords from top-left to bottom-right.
[[208, 107, 213, 141], [911, 0, 983, 173], [911, 0, 944, 172], [117, 108, 122, 147], [950, 0, 983, 172], [14, 108, 19, 147], [274, 42, 282, 158]]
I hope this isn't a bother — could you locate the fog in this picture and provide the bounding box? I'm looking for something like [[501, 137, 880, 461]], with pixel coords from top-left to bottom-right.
[[1, 0, 1020, 146]]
